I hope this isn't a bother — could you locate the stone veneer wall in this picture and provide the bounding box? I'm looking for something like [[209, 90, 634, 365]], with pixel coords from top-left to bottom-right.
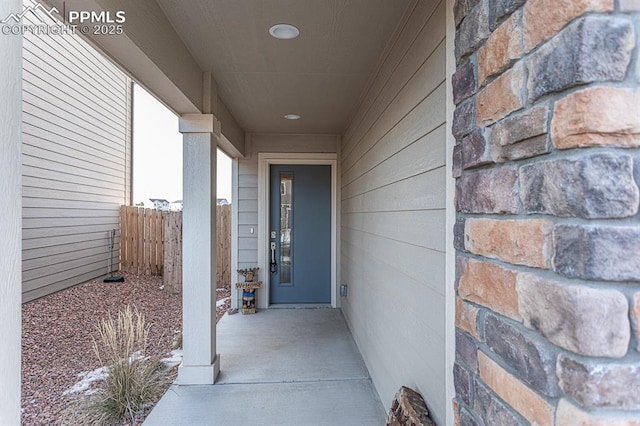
[[452, 0, 640, 424]]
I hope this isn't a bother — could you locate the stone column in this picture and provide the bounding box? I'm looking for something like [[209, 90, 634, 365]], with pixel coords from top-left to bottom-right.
[[177, 114, 220, 384], [0, 0, 22, 421], [452, 0, 640, 423]]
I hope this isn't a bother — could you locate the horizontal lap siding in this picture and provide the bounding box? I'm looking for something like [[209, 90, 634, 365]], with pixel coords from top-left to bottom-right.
[[22, 0, 130, 302], [237, 158, 258, 268], [340, 1, 447, 423]]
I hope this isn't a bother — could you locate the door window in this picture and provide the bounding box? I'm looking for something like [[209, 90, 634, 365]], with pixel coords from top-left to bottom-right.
[[279, 172, 293, 285]]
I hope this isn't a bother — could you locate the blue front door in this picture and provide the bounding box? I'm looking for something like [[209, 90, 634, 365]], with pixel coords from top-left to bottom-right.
[[269, 165, 331, 303]]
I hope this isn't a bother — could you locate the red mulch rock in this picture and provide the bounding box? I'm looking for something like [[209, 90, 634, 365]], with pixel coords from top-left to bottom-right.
[[21, 272, 230, 425]]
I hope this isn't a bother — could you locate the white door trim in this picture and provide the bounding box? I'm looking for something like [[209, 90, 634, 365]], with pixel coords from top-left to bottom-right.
[[257, 153, 338, 308]]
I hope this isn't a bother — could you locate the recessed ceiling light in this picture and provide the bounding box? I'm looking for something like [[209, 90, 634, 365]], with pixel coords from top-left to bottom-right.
[[284, 114, 301, 120], [269, 23, 300, 40]]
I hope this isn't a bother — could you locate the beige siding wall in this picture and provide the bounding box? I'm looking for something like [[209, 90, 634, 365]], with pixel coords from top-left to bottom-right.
[[22, 0, 131, 301], [235, 134, 338, 273], [340, 1, 447, 422]]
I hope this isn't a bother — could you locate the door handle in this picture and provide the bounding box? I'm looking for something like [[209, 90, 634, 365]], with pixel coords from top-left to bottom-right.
[[270, 242, 278, 274]]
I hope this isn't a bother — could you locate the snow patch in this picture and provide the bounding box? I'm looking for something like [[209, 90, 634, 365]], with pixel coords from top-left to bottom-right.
[[216, 296, 230, 308], [63, 351, 146, 396], [63, 366, 108, 396], [161, 349, 183, 368]]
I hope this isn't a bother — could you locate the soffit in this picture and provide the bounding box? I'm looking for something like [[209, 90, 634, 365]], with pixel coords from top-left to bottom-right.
[[155, 0, 412, 134]]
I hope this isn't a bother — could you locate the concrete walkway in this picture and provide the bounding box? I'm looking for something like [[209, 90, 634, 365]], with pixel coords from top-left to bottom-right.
[[145, 308, 386, 425]]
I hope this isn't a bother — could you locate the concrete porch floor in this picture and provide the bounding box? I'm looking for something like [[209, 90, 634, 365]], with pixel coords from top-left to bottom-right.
[[144, 308, 387, 425]]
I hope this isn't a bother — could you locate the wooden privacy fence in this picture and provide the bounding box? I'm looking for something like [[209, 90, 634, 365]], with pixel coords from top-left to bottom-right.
[[162, 211, 182, 293], [120, 206, 163, 275], [119, 205, 231, 292]]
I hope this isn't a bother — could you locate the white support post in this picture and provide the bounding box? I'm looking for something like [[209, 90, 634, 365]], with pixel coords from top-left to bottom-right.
[[177, 114, 220, 384], [0, 0, 22, 422]]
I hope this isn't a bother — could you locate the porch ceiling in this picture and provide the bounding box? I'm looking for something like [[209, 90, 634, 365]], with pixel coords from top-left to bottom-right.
[[155, 0, 413, 134]]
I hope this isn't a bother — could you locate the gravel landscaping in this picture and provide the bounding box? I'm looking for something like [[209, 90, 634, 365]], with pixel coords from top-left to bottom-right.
[[21, 272, 231, 425]]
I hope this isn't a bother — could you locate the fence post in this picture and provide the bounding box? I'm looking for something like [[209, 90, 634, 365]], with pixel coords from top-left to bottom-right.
[[149, 209, 156, 275], [176, 211, 183, 292], [131, 207, 138, 273], [162, 211, 170, 288], [119, 206, 125, 272], [156, 209, 163, 274]]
